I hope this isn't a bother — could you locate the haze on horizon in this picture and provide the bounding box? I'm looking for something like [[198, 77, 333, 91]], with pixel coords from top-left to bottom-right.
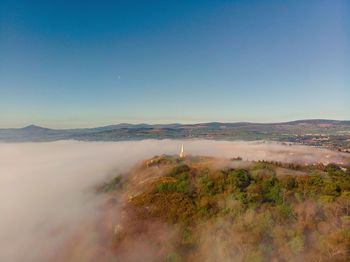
[[1, 0, 349, 128]]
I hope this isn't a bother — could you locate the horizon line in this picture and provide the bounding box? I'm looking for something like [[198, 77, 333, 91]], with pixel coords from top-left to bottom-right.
[[2, 118, 350, 130]]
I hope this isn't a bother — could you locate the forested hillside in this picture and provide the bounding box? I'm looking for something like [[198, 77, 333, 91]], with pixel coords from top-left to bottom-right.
[[91, 156, 350, 261]]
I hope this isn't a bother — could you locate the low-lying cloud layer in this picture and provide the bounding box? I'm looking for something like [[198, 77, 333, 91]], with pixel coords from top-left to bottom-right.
[[0, 140, 348, 261]]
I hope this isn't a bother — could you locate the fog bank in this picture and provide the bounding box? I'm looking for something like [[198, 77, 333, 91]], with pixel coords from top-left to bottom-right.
[[0, 140, 348, 261]]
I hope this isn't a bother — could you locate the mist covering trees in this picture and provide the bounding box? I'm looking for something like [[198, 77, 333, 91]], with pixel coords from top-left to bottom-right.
[[123, 157, 350, 261]]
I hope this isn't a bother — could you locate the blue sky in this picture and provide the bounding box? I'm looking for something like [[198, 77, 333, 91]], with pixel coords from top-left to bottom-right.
[[0, 0, 349, 128]]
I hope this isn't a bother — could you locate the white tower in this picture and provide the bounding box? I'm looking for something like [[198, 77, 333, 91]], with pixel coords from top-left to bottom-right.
[[179, 144, 185, 158]]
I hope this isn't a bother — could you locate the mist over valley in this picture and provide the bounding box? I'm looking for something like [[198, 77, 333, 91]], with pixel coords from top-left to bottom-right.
[[1, 140, 349, 261]]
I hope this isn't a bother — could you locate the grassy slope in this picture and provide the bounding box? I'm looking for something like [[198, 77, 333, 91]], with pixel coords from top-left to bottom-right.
[[103, 155, 350, 262]]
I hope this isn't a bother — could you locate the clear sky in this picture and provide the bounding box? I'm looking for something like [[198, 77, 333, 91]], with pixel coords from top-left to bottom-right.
[[0, 0, 349, 128]]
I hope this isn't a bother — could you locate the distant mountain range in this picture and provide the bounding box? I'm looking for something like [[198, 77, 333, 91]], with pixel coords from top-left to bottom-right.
[[0, 119, 349, 143]]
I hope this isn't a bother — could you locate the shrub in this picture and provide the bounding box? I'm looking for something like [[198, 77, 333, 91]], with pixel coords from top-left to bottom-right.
[[326, 163, 346, 177], [276, 203, 293, 220], [155, 173, 192, 194], [165, 252, 182, 262], [169, 164, 190, 177], [97, 175, 123, 193], [226, 169, 251, 191], [288, 235, 304, 255]]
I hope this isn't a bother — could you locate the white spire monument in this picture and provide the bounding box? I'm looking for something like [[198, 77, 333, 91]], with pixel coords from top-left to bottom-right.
[[179, 144, 185, 158]]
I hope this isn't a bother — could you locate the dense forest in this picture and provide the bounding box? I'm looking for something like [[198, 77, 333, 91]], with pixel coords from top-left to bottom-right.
[[94, 155, 350, 261]]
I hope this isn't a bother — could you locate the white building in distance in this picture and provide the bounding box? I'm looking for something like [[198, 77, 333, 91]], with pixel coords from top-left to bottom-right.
[[179, 144, 185, 158]]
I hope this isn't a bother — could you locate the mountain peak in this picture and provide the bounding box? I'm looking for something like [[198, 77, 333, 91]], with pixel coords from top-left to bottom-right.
[[22, 125, 50, 131]]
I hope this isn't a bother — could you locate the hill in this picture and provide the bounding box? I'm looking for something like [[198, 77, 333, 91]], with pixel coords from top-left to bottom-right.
[[60, 155, 350, 261], [0, 120, 349, 151]]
